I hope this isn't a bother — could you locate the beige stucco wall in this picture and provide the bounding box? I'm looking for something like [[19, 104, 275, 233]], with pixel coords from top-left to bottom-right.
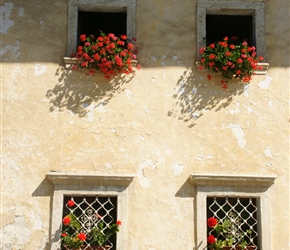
[[1, 0, 289, 249]]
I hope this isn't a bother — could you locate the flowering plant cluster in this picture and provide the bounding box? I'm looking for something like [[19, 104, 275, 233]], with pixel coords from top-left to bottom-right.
[[61, 199, 122, 250], [198, 36, 264, 88], [207, 216, 252, 250], [72, 31, 140, 79]]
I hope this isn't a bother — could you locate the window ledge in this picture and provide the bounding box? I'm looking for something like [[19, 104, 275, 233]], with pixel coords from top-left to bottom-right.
[[46, 171, 135, 187], [190, 173, 276, 187], [63, 57, 139, 69], [195, 61, 269, 75]]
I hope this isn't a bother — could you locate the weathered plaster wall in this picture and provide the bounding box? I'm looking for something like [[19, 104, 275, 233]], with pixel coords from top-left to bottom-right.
[[1, 0, 289, 249]]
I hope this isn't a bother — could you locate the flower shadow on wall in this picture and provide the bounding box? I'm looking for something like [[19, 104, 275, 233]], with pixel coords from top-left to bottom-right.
[[46, 67, 135, 117], [168, 68, 245, 128]]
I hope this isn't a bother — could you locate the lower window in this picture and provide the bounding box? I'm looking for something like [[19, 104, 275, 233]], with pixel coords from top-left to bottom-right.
[[207, 196, 259, 249], [61, 195, 119, 250]]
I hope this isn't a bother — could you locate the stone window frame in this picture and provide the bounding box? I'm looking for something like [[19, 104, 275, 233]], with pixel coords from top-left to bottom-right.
[[46, 172, 135, 250], [190, 173, 276, 250], [66, 0, 137, 57], [197, 0, 267, 63]]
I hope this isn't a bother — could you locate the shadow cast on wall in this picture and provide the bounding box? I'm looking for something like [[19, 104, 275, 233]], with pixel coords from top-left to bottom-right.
[[46, 67, 135, 117], [168, 68, 246, 128]]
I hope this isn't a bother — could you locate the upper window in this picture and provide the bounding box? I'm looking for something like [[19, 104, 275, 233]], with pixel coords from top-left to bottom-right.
[[67, 0, 136, 56], [197, 0, 266, 58]]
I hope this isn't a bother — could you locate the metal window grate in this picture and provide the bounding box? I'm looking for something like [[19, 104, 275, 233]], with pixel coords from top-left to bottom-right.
[[62, 196, 118, 250], [207, 197, 259, 249]]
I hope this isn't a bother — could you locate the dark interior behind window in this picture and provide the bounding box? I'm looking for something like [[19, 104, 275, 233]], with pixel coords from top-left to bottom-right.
[[78, 11, 127, 45], [206, 15, 253, 46]]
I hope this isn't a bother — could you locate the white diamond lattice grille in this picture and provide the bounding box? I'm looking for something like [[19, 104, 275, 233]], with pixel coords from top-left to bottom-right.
[[62, 196, 118, 250], [207, 197, 259, 249]]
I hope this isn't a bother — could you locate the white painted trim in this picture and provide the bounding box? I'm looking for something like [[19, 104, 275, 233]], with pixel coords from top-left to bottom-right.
[[190, 173, 275, 187], [195, 61, 270, 75]]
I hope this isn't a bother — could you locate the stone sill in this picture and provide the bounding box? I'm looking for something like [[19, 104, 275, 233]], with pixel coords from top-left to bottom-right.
[[63, 57, 139, 69], [190, 173, 276, 187], [195, 61, 270, 75], [46, 171, 135, 187]]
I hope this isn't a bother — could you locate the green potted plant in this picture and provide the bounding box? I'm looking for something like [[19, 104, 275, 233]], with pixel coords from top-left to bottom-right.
[[198, 36, 264, 89], [91, 219, 122, 248], [61, 213, 86, 249], [207, 215, 256, 250], [71, 31, 140, 79], [61, 199, 121, 250]]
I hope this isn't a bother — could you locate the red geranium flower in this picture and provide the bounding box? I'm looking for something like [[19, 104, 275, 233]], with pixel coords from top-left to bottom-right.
[[63, 216, 71, 226], [91, 45, 98, 51], [242, 41, 248, 46], [209, 54, 215, 60], [78, 233, 86, 241], [127, 43, 134, 50], [207, 217, 217, 228], [236, 58, 243, 64], [229, 44, 235, 49], [225, 51, 232, 57], [81, 61, 88, 67], [219, 41, 227, 47], [207, 235, 216, 245], [116, 220, 122, 226], [67, 200, 75, 207], [208, 62, 215, 67], [199, 47, 205, 54], [209, 43, 215, 49], [117, 40, 125, 46], [80, 34, 86, 42]]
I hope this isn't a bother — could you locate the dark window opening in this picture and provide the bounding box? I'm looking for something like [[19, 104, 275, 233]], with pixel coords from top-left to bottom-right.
[[77, 11, 127, 46], [206, 15, 254, 46]]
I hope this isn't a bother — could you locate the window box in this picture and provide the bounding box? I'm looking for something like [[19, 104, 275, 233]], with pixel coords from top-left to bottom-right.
[[196, 61, 269, 75], [63, 57, 139, 70]]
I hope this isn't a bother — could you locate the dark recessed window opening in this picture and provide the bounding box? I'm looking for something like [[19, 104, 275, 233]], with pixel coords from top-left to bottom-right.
[[78, 11, 127, 46], [206, 15, 254, 46]]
